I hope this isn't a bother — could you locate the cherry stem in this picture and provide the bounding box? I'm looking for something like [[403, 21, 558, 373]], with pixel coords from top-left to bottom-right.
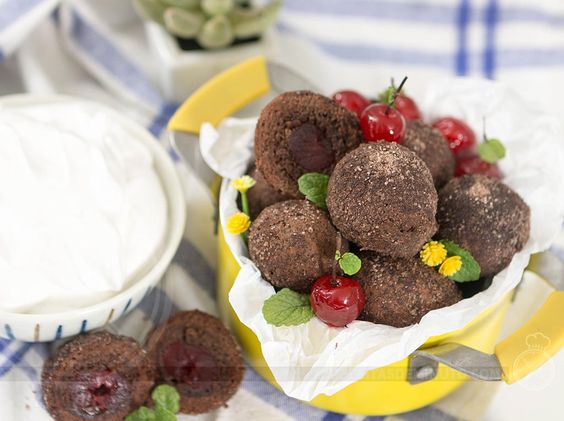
[[482, 116, 488, 142], [385, 76, 408, 115], [332, 233, 342, 287]]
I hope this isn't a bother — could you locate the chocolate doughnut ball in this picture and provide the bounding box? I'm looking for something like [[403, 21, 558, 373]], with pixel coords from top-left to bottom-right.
[[326, 142, 438, 258], [255, 91, 363, 196], [247, 166, 294, 219], [42, 332, 155, 421], [402, 120, 455, 188], [249, 200, 346, 292], [437, 175, 530, 278], [145, 311, 244, 415], [356, 251, 462, 327]]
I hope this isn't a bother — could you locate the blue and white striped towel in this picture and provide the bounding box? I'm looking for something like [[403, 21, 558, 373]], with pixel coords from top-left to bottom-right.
[[1, 0, 563, 420]]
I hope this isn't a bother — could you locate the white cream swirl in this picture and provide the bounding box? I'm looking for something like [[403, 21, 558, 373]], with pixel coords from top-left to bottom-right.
[[0, 102, 168, 313]]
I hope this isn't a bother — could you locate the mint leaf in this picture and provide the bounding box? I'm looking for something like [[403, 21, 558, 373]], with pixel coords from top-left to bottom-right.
[[298, 173, 329, 209], [262, 288, 314, 326], [378, 86, 395, 105], [440, 240, 481, 282], [154, 407, 177, 421], [338, 252, 362, 276], [125, 407, 156, 421], [152, 384, 180, 414], [478, 138, 506, 163]]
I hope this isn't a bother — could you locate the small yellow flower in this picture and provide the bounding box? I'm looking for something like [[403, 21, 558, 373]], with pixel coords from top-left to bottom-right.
[[420, 241, 447, 267], [439, 256, 462, 277], [231, 175, 256, 193], [226, 212, 251, 235]]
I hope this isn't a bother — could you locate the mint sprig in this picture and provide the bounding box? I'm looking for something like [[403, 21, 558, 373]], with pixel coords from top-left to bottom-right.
[[298, 173, 329, 209], [126, 407, 155, 421], [377, 76, 408, 109], [152, 384, 180, 414], [440, 240, 481, 282], [478, 138, 506, 164], [378, 86, 395, 106], [126, 385, 181, 421], [335, 250, 362, 276], [154, 407, 176, 421], [262, 288, 314, 326]]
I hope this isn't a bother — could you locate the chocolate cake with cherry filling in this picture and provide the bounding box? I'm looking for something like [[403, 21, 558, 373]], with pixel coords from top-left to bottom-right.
[[145, 310, 244, 414], [249, 200, 347, 292], [42, 331, 155, 421], [437, 174, 530, 278], [254, 91, 363, 197], [356, 251, 462, 327], [402, 120, 455, 188], [247, 166, 293, 219], [326, 142, 438, 258]]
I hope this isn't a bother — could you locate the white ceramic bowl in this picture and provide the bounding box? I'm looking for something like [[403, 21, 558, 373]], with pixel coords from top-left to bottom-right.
[[0, 95, 186, 342]]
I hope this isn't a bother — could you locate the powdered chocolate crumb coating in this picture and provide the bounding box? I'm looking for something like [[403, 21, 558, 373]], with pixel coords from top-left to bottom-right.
[[326, 142, 438, 258], [249, 200, 347, 292], [255, 91, 363, 196], [247, 167, 294, 219], [437, 174, 530, 278], [356, 251, 462, 327], [402, 120, 455, 188], [42, 331, 155, 421], [145, 311, 244, 415]]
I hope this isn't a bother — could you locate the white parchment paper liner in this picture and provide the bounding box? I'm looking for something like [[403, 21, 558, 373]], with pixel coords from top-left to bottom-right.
[[200, 78, 564, 401]]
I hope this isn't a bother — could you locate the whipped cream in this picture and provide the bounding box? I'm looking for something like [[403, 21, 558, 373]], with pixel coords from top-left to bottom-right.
[[0, 101, 168, 313]]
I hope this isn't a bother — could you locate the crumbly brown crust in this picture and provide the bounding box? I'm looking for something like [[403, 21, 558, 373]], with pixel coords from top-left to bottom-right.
[[247, 167, 294, 220], [402, 120, 455, 188], [356, 251, 462, 327], [249, 200, 347, 292], [42, 331, 155, 421], [437, 174, 530, 278], [254, 91, 363, 196], [145, 311, 244, 415], [326, 142, 438, 258]]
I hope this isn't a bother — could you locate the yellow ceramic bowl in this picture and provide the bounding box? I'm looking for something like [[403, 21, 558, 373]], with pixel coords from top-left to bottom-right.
[[217, 228, 511, 415], [169, 57, 564, 415]]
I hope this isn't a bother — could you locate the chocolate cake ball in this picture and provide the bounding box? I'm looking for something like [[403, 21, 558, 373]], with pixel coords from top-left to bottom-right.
[[247, 166, 294, 219], [326, 142, 438, 258], [145, 310, 244, 415], [42, 332, 155, 421], [402, 120, 455, 188], [249, 200, 346, 292], [356, 251, 462, 327], [254, 91, 363, 196], [437, 175, 530, 278]]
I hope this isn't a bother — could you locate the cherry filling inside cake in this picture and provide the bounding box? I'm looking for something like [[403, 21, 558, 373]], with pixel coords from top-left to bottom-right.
[[67, 370, 130, 417], [42, 332, 155, 421], [146, 311, 244, 414], [158, 341, 220, 393]]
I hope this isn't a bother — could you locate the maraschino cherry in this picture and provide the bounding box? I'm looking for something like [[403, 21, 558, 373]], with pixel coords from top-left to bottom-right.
[[310, 240, 365, 327], [455, 155, 502, 179], [310, 275, 365, 327], [455, 122, 504, 178], [432, 117, 476, 155], [332, 90, 371, 119], [360, 77, 408, 143], [393, 94, 422, 121]]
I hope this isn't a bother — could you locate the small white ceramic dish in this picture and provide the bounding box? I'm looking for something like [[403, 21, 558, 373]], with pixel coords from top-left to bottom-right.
[[0, 95, 186, 342]]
